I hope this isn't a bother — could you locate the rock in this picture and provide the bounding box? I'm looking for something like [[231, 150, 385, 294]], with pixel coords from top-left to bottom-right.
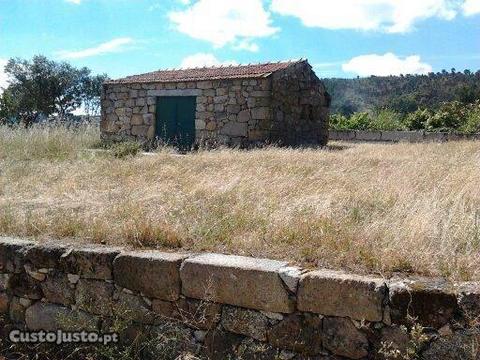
[[21, 242, 68, 269], [389, 278, 458, 328], [251, 107, 270, 120], [131, 114, 143, 125], [131, 125, 149, 136], [237, 110, 251, 123], [181, 253, 294, 313], [422, 331, 480, 360], [76, 279, 114, 316], [0, 292, 8, 314], [40, 272, 75, 305], [221, 306, 269, 341], [261, 311, 284, 321], [278, 266, 302, 293], [114, 251, 188, 301], [323, 317, 369, 359], [194, 330, 206, 342], [375, 326, 410, 357], [8, 273, 43, 300], [9, 296, 26, 323], [267, 313, 323, 355], [60, 245, 121, 280], [67, 274, 80, 284], [237, 338, 280, 360], [297, 270, 387, 322], [148, 321, 196, 359], [114, 290, 156, 325], [25, 302, 98, 331], [456, 282, 480, 322], [152, 298, 221, 330], [197, 81, 213, 89], [0, 273, 10, 291], [205, 327, 244, 360], [0, 237, 34, 273], [143, 113, 154, 125], [219, 121, 248, 137], [19, 298, 32, 308]]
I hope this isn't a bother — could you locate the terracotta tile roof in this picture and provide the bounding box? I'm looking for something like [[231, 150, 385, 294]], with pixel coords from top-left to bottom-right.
[[106, 60, 305, 84]]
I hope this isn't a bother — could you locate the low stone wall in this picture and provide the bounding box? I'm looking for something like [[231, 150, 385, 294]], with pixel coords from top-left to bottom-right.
[[0, 237, 479, 359], [330, 130, 480, 143]]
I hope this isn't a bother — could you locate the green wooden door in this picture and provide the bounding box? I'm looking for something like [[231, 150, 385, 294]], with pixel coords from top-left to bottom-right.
[[155, 96, 196, 149]]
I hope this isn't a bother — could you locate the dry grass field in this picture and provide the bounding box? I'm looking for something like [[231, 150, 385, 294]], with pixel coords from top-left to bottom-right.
[[1, 124, 479, 280]]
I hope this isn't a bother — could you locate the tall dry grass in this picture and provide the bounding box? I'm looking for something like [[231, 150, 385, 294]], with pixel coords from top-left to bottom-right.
[[1, 124, 480, 280]]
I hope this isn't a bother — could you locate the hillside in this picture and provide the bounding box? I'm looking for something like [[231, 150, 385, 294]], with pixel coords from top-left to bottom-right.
[[323, 70, 480, 115]]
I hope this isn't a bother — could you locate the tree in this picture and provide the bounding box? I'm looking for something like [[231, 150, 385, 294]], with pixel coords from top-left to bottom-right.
[[0, 55, 108, 126], [81, 73, 109, 119]]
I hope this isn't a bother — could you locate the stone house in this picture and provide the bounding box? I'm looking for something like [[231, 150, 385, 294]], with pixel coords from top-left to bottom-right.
[[100, 60, 330, 148]]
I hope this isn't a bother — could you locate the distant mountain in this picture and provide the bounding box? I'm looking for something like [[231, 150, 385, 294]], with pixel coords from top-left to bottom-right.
[[322, 70, 480, 115]]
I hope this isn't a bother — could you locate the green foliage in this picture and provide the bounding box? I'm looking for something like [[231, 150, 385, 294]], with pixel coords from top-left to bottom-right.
[[404, 109, 431, 130], [331, 110, 405, 131], [370, 109, 405, 131], [111, 142, 142, 158], [0, 55, 108, 126], [331, 101, 480, 134], [459, 101, 480, 134], [324, 70, 480, 116], [425, 101, 466, 131]]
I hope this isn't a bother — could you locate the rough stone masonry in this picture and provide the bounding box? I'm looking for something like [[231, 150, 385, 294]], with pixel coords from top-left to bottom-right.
[[1, 237, 479, 359], [100, 60, 330, 148]]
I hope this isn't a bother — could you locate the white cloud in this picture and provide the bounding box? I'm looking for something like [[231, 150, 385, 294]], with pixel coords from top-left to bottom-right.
[[271, 0, 458, 33], [65, 0, 81, 4], [179, 53, 238, 69], [0, 58, 9, 92], [463, 0, 480, 15], [342, 53, 433, 76], [169, 0, 278, 49], [232, 40, 259, 52], [57, 37, 134, 59]]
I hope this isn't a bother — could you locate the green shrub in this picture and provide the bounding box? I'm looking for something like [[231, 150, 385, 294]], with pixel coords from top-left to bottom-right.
[[459, 101, 480, 134], [426, 101, 466, 132], [403, 109, 431, 130], [329, 113, 350, 130], [347, 112, 372, 130], [370, 109, 405, 131], [111, 142, 142, 158]]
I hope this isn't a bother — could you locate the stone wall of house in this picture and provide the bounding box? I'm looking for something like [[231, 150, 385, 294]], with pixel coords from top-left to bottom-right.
[[1, 237, 479, 359], [271, 61, 330, 146], [100, 77, 274, 147]]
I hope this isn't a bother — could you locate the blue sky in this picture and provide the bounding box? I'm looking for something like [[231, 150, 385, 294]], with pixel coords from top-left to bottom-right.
[[0, 0, 479, 85]]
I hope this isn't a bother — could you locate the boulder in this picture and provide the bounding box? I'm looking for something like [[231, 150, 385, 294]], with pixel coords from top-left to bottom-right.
[[114, 251, 188, 301], [389, 277, 458, 328], [297, 270, 387, 322], [267, 313, 323, 355], [25, 302, 97, 331], [40, 272, 75, 305], [60, 245, 121, 280], [76, 279, 114, 316], [323, 317, 368, 359], [221, 305, 269, 341], [180, 253, 294, 313]]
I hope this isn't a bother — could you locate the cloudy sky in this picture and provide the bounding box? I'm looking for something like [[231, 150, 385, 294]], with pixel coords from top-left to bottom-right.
[[0, 0, 479, 86]]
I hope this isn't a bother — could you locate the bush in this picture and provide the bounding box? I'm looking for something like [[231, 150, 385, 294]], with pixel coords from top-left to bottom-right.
[[403, 109, 431, 130], [329, 114, 350, 130], [459, 101, 480, 134], [370, 109, 405, 131], [330, 101, 480, 134], [111, 142, 142, 158], [347, 112, 372, 130], [426, 101, 466, 132]]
